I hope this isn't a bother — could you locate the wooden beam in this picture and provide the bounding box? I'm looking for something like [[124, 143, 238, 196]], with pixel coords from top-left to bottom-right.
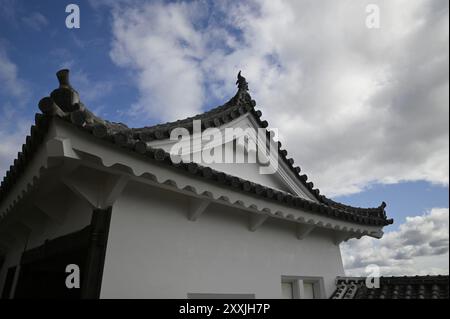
[[296, 224, 315, 240], [249, 213, 268, 232], [188, 198, 210, 221], [82, 207, 112, 299], [102, 175, 129, 208], [64, 168, 130, 209], [62, 176, 97, 209]]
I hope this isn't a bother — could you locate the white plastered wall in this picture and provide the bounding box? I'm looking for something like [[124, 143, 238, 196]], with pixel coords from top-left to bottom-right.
[[101, 181, 345, 299]]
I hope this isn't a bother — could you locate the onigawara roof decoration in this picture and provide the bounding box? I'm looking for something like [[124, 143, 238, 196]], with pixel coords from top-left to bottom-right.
[[331, 276, 449, 299], [0, 69, 393, 228]]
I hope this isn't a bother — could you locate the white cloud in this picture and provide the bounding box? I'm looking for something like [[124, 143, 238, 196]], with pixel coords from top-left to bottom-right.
[[0, 2, 48, 30], [108, 0, 448, 196], [0, 112, 30, 179], [110, 2, 206, 121], [0, 48, 26, 98], [70, 70, 114, 106], [0, 46, 32, 179], [21, 12, 48, 31], [341, 208, 449, 276]]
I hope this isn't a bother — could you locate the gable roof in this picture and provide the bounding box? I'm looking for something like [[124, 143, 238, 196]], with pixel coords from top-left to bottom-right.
[[331, 276, 449, 299], [0, 69, 393, 227]]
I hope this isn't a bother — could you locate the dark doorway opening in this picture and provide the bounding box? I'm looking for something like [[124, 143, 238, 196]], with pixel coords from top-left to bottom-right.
[[14, 226, 91, 299], [11, 207, 111, 299], [1, 266, 16, 299]]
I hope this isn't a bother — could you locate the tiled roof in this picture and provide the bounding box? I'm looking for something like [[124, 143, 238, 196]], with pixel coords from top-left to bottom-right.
[[331, 276, 449, 299], [0, 69, 393, 227]]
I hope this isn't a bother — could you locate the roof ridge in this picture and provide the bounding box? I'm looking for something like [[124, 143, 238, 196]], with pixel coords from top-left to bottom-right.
[[0, 69, 393, 227]]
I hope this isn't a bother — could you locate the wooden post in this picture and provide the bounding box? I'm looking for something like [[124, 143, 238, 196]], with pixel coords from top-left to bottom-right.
[[81, 207, 112, 299]]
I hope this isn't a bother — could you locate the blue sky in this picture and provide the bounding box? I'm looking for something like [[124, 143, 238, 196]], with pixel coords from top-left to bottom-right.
[[0, 0, 448, 275], [0, 0, 139, 124], [335, 181, 448, 231]]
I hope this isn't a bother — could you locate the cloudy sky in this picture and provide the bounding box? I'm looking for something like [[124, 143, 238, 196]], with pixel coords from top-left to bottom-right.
[[0, 0, 448, 276]]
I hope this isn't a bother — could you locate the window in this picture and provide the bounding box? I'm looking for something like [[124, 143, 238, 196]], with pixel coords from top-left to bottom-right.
[[303, 282, 315, 299], [281, 276, 324, 299], [281, 282, 294, 299]]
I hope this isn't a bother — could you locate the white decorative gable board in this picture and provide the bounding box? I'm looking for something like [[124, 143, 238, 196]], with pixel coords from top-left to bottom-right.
[[147, 113, 317, 201]]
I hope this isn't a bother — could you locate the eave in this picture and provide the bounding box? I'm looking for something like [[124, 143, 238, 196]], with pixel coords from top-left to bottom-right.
[[0, 69, 393, 234]]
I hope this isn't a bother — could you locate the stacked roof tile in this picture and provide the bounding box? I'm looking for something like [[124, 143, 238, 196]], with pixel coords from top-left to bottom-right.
[[332, 276, 449, 299]]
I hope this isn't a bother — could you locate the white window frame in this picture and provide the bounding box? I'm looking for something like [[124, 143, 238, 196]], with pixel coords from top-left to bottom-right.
[[281, 276, 325, 299]]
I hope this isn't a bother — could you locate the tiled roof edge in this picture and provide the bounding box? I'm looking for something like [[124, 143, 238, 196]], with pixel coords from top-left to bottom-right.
[[336, 275, 450, 284], [0, 69, 394, 227], [100, 72, 389, 217], [0, 112, 391, 227], [0, 113, 50, 215], [332, 275, 449, 299]]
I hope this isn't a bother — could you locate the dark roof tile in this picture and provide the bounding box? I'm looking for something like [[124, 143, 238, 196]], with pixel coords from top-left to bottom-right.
[[332, 276, 449, 299]]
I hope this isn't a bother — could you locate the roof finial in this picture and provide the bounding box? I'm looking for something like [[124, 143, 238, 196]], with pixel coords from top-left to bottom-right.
[[236, 70, 248, 91], [56, 69, 71, 88], [50, 69, 80, 112]]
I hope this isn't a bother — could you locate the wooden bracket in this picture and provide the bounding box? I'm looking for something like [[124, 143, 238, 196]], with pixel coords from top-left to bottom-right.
[[188, 198, 210, 221], [296, 224, 315, 240], [248, 213, 268, 232]]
